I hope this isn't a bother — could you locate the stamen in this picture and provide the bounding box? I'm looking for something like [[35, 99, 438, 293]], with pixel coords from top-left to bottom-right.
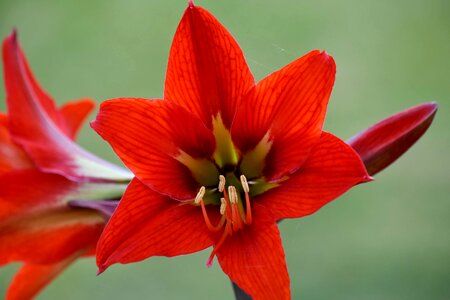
[[199, 199, 225, 232], [218, 175, 226, 192], [200, 175, 254, 267], [244, 191, 252, 225], [195, 186, 225, 232], [194, 186, 206, 204], [227, 186, 243, 231], [240, 175, 252, 225], [240, 175, 249, 193], [220, 198, 226, 215], [228, 186, 237, 204]]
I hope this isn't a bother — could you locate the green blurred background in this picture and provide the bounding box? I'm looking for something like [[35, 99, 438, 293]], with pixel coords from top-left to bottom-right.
[[0, 0, 449, 299]]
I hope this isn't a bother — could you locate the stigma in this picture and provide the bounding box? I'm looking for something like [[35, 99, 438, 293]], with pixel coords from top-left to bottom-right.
[[194, 174, 253, 267]]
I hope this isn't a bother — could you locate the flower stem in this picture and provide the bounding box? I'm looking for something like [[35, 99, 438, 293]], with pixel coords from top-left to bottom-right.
[[231, 281, 252, 300]]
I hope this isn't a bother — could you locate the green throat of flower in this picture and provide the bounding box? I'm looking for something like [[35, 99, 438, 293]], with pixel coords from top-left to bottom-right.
[[176, 114, 280, 266]]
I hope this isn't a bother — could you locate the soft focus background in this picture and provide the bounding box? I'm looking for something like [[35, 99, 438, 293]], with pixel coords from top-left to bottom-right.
[[0, 0, 449, 299]]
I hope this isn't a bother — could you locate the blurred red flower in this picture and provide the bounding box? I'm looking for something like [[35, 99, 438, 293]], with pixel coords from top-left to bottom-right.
[[0, 31, 130, 299]]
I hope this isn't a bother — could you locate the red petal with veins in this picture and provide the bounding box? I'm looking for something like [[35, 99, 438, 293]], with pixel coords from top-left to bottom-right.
[[259, 132, 370, 220], [6, 255, 80, 300], [347, 102, 438, 176], [165, 4, 254, 129], [217, 204, 290, 300], [59, 98, 95, 140], [15, 35, 66, 133], [0, 115, 33, 172], [0, 169, 77, 222], [2, 32, 129, 182], [92, 98, 215, 200], [97, 178, 213, 272], [232, 50, 335, 180], [0, 208, 103, 265]]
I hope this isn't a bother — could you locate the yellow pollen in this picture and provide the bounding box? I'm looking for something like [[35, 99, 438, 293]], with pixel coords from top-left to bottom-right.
[[195, 186, 206, 204], [220, 198, 226, 215], [240, 175, 250, 193], [218, 175, 226, 192]]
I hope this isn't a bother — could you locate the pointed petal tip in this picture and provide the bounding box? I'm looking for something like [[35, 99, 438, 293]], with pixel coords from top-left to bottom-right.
[[364, 175, 375, 183], [96, 265, 106, 276], [11, 28, 18, 41], [3, 28, 18, 50], [206, 259, 213, 268], [318, 49, 333, 60], [89, 119, 97, 130], [313, 50, 336, 71], [425, 101, 439, 112], [188, 0, 195, 8]]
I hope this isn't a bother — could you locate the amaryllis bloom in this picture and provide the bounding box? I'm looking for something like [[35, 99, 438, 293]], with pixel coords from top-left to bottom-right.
[[0, 31, 131, 299], [92, 3, 371, 299]]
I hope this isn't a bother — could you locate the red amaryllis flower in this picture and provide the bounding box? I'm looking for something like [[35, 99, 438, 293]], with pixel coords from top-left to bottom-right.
[[92, 3, 371, 299], [0, 31, 131, 299]]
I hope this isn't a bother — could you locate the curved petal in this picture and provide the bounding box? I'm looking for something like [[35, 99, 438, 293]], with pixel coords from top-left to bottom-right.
[[0, 169, 128, 226], [232, 50, 336, 180], [217, 204, 290, 300], [0, 208, 103, 265], [92, 98, 216, 200], [258, 132, 371, 220], [0, 170, 77, 223], [164, 3, 255, 129], [59, 98, 95, 140], [347, 102, 438, 176], [0, 117, 33, 173], [6, 254, 80, 300], [97, 178, 213, 273], [2, 31, 132, 182], [12, 32, 66, 134]]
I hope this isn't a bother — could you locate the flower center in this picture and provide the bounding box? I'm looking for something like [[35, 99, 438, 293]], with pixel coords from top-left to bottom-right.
[[194, 174, 252, 267]]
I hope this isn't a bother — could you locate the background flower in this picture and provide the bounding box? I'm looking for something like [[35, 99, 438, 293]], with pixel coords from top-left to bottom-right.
[[0, 31, 131, 299], [0, 0, 448, 299]]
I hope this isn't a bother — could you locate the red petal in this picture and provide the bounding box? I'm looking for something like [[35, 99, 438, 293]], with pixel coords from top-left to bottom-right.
[[2, 31, 130, 182], [216, 204, 290, 300], [59, 98, 95, 140], [92, 98, 215, 200], [232, 51, 336, 180], [0, 170, 77, 223], [0, 112, 6, 125], [164, 4, 255, 129], [0, 208, 103, 265], [6, 255, 79, 300], [347, 102, 438, 176], [258, 132, 371, 220], [13, 34, 66, 133], [97, 178, 213, 272], [0, 117, 33, 173]]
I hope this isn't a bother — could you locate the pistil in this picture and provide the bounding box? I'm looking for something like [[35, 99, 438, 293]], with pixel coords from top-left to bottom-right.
[[195, 174, 254, 267]]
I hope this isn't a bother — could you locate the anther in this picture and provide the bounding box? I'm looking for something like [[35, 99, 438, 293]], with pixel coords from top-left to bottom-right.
[[228, 186, 237, 204], [220, 198, 226, 215], [218, 175, 226, 192], [195, 186, 206, 204], [240, 175, 249, 193], [240, 175, 252, 225]]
